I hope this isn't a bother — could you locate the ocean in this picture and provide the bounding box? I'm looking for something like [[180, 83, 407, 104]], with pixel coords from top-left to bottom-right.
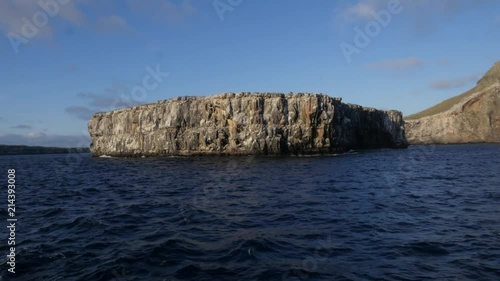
[[0, 144, 499, 280]]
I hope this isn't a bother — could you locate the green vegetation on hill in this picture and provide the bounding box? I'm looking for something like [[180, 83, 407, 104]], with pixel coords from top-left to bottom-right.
[[405, 62, 500, 120], [405, 85, 482, 120]]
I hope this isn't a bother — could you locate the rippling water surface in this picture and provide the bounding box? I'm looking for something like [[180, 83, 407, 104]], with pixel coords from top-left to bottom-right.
[[1, 144, 499, 280]]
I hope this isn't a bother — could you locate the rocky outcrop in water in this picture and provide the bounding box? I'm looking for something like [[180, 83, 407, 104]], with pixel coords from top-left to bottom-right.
[[88, 93, 407, 156], [405, 62, 500, 145]]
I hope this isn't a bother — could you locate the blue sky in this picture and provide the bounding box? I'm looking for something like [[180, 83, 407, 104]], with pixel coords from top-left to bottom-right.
[[0, 0, 499, 147]]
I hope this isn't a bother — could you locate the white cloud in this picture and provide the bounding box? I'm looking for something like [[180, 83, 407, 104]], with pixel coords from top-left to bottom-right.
[[96, 15, 129, 33], [429, 75, 479, 90], [337, 0, 383, 23], [0, 0, 86, 38], [366, 57, 423, 70], [335, 0, 496, 31], [0, 0, 199, 42]]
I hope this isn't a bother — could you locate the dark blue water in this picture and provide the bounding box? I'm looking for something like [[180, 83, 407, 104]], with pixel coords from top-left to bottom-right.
[[0, 144, 499, 281]]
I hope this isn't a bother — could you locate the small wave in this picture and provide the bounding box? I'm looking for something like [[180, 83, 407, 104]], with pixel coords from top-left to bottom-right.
[[401, 241, 451, 256], [174, 264, 238, 280], [65, 217, 106, 231], [40, 207, 64, 217], [82, 187, 100, 193], [146, 238, 205, 259]]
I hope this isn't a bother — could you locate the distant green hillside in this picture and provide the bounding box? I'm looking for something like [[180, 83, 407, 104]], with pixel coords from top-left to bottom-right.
[[405, 62, 500, 120], [0, 145, 90, 156]]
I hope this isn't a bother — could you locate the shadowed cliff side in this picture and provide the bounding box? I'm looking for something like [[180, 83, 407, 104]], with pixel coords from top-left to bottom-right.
[[88, 93, 407, 157], [405, 62, 500, 145]]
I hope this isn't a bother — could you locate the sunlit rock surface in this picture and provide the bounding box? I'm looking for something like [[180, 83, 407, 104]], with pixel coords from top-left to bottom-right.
[[405, 62, 500, 145], [88, 93, 407, 156]]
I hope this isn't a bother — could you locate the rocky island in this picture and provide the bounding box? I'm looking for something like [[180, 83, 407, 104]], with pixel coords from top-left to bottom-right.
[[405, 62, 500, 145], [88, 93, 407, 157]]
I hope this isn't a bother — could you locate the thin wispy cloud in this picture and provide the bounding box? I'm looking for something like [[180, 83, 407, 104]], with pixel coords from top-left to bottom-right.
[[76, 92, 134, 108], [0, 0, 198, 47], [437, 58, 451, 66], [0, 0, 86, 38], [65, 64, 79, 74], [366, 57, 423, 70], [65, 106, 95, 121], [127, 0, 196, 23], [429, 75, 479, 90], [10, 124, 32, 130], [96, 15, 130, 33], [335, 0, 497, 32], [65, 80, 142, 121], [339, 1, 379, 22]]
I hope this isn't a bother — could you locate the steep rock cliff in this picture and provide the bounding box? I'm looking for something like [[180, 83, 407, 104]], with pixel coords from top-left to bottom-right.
[[405, 62, 500, 145], [88, 93, 407, 156]]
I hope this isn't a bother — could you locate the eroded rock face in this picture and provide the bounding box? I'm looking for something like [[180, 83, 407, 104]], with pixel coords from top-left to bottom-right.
[[405, 84, 500, 145], [88, 93, 407, 156]]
